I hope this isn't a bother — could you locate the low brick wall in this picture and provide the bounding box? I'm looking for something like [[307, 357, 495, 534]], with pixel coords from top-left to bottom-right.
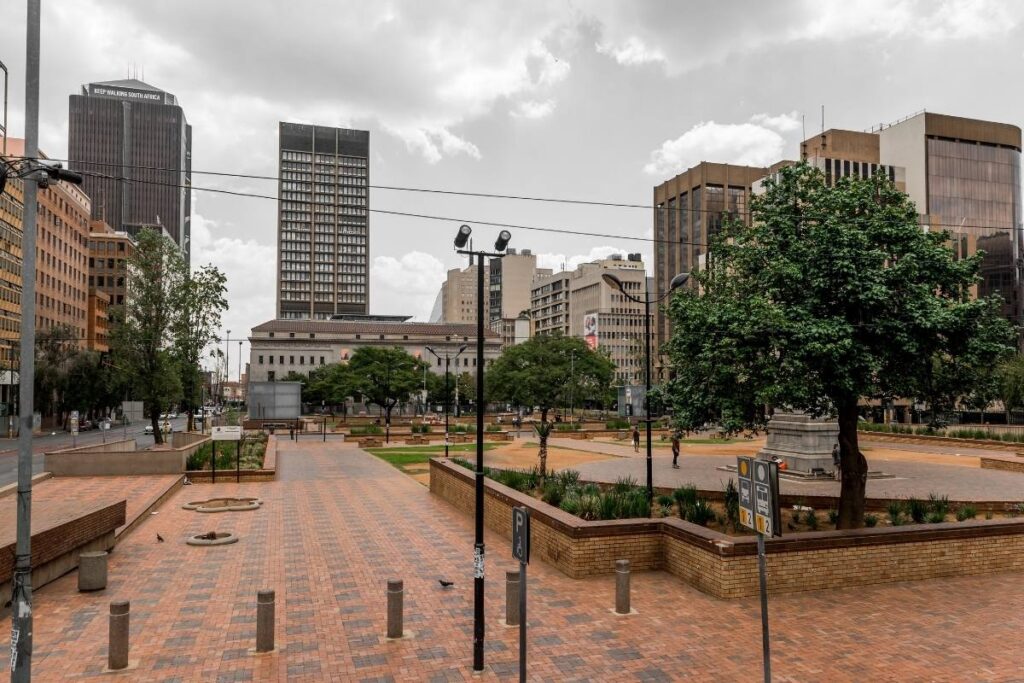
[[45, 436, 210, 476], [980, 456, 1024, 474], [858, 430, 1023, 452], [187, 435, 277, 483], [430, 458, 1024, 599]]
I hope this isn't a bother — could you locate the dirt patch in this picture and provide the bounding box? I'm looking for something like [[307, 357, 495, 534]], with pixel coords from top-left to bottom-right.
[[483, 442, 615, 471]]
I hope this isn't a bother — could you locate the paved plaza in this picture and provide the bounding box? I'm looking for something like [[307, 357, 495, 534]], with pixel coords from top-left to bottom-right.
[[3, 440, 1023, 681]]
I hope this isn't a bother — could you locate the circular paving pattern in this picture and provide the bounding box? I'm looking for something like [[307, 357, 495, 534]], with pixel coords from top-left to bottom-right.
[[185, 531, 238, 546], [182, 497, 262, 513]]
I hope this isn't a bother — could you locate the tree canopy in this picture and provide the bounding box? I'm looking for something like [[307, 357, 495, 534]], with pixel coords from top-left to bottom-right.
[[348, 346, 428, 424], [664, 162, 1015, 528]]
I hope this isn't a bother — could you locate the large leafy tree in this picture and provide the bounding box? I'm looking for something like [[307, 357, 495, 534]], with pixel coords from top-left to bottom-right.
[[664, 163, 1015, 528], [488, 334, 614, 477], [34, 324, 77, 425], [348, 347, 428, 436], [109, 228, 185, 443], [172, 264, 228, 432]]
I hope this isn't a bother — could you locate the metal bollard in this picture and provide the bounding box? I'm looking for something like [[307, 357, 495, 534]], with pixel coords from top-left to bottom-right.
[[505, 569, 520, 626], [256, 589, 275, 652], [615, 559, 631, 615], [386, 579, 404, 638], [108, 600, 130, 670]]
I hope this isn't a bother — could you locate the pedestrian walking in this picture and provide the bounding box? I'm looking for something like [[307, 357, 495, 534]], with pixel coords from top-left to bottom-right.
[[631, 426, 640, 453], [832, 442, 841, 481], [671, 432, 681, 469]]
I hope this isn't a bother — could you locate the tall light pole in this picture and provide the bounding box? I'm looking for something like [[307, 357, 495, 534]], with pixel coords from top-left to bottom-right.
[[238, 341, 243, 405], [602, 270, 689, 511], [454, 223, 510, 673], [426, 344, 467, 458], [224, 330, 231, 406]]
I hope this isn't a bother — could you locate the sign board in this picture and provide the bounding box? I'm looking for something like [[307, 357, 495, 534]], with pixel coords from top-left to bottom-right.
[[737, 456, 781, 537], [212, 425, 243, 441], [583, 312, 599, 349], [70, 410, 79, 435], [512, 506, 530, 564]]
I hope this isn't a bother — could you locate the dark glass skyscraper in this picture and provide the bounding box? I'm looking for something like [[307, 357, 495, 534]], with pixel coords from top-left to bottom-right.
[[276, 123, 369, 319], [68, 79, 192, 260]]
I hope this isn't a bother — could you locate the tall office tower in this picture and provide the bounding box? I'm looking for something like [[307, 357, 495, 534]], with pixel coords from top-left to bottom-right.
[[488, 249, 550, 348], [439, 263, 489, 324], [276, 123, 370, 320], [68, 79, 192, 260]]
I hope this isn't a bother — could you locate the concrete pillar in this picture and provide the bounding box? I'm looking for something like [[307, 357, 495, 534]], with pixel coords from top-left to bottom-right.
[[108, 600, 129, 670], [78, 551, 108, 592], [615, 559, 631, 615], [386, 579, 403, 638], [256, 589, 275, 653], [505, 569, 520, 626]]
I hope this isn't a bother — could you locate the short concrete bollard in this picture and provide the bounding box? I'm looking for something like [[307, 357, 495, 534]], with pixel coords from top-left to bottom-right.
[[505, 569, 521, 626], [108, 600, 130, 671], [256, 589, 275, 653], [615, 559, 631, 615], [386, 579, 403, 638], [78, 551, 108, 592]]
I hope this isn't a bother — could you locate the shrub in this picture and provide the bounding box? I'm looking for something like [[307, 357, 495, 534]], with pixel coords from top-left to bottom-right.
[[906, 497, 927, 524], [559, 493, 581, 516], [688, 498, 716, 526], [411, 424, 432, 434], [656, 494, 674, 508], [350, 424, 384, 435], [612, 475, 639, 494], [556, 469, 581, 490], [451, 457, 473, 470], [486, 423, 502, 433], [804, 508, 819, 530], [541, 480, 564, 507], [864, 514, 878, 527], [925, 510, 946, 524], [606, 418, 631, 430], [887, 500, 904, 526], [723, 479, 740, 531], [581, 483, 601, 497], [451, 424, 470, 433], [955, 505, 977, 522], [985, 511, 994, 520], [598, 491, 620, 520], [577, 494, 601, 521], [554, 422, 582, 431], [827, 509, 839, 526], [927, 492, 950, 517], [672, 484, 698, 520]]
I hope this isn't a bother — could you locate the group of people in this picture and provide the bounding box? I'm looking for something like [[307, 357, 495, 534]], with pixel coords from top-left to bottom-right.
[[631, 426, 683, 469]]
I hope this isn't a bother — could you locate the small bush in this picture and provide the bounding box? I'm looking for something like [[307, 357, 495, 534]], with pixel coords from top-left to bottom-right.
[[864, 514, 878, 528], [804, 509, 819, 530], [656, 494, 674, 508], [554, 422, 582, 431], [955, 505, 977, 522], [672, 484, 698, 520], [606, 418, 631, 430], [577, 494, 601, 521], [581, 483, 601, 497], [906, 497, 927, 524], [351, 424, 384, 436], [925, 510, 946, 524], [451, 424, 470, 433], [985, 511, 994, 520], [541, 480, 564, 507], [688, 498, 716, 526], [887, 500, 904, 526], [559, 494, 581, 516], [486, 423, 503, 433], [723, 479, 740, 530], [827, 509, 839, 525], [927, 492, 950, 517], [598, 491, 619, 520], [612, 475, 639, 494], [556, 469, 581, 490], [451, 457, 473, 470]]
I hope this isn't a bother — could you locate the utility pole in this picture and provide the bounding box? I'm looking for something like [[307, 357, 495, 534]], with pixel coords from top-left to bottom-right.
[[13, 3, 40, 678]]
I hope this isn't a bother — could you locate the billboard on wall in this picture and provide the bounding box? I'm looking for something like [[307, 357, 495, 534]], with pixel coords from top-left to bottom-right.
[[583, 312, 598, 349]]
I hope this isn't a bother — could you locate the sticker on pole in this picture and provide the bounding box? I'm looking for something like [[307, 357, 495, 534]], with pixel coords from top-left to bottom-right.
[[70, 410, 79, 435], [737, 456, 756, 531], [512, 506, 530, 564]]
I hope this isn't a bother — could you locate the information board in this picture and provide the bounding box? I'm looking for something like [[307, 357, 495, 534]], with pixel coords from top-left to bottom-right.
[[737, 456, 781, 537], [212, 425, 243, 441]]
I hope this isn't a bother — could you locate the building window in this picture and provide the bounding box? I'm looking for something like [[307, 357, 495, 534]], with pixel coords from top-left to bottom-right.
[[269, 332, 275, 338], [259, 355, 264, 364], [289, 356, 294, 364], [320, 356, 325, 365], [289, 332, 295, 338], [300, 356, 305, 365], [309, 333, 315, 339], [268, 371, 275, 381], [310, 356, 314, 364], [279, 356, 284, 364], [269, 356, 274, 365]]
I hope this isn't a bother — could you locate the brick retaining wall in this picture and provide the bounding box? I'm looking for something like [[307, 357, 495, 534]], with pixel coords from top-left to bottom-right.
[[430, 458, 1024, 598]]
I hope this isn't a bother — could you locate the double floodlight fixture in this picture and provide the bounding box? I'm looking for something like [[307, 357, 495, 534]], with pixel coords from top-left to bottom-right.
[[452, 224, 512, 253]]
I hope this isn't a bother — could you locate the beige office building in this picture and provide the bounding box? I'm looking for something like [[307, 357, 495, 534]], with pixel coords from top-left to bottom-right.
[[488, 248, 550, 348], [438, 263, 489, 324]]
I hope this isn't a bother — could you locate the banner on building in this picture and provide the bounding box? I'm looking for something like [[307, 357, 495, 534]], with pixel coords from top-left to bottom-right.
[[583, 313, 598, 349]]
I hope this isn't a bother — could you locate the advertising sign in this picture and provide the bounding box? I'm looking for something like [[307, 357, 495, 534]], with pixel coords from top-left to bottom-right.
[[583, 312, 598, 349]]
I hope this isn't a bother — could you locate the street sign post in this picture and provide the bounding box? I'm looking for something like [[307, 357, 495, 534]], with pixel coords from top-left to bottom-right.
[[737, 456, 780, 683], [211, 426, 242, 441], [70, 410, 79, 447], [212, 426, 243, 483], [512, 506, 530, 683]]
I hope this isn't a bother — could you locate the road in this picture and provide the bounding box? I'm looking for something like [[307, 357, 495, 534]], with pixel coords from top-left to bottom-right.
[[0, 416, 189, 487]]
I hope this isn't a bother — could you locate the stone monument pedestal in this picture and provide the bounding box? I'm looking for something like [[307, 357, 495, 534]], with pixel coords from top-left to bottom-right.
[[757, 412, 839, 473]]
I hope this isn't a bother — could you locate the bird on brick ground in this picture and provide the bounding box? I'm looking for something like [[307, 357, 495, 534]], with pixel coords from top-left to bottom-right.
[[156, 533, 165, 542], [438, 579, 454, 588]]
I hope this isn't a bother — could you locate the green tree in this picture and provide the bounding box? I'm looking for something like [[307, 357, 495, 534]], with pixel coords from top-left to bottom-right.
[[305, 363, 355, 408], [348, 347, 428, 434], [172, 264, 228, 432], [664, 163, 1015, 528], [487, 335, 614, 477], [999, 354, 1024, 417], [34, 324, 77, 425], [109, 228, 185, 443]]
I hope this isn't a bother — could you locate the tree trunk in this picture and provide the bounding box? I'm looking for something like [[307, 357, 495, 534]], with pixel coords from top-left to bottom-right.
[[836, 401, 867, 528], [538, 408, 549, 479], [151, 405, 163, 445]]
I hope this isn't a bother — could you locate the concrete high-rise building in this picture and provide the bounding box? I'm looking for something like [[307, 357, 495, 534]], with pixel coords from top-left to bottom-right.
[[652, 162, 770, 357], [531, 254, 651, 384], [276, 123, 369, 320], [0, 158, 23, 375], [87, 219, 135, 308], [488, 248, 550, 348], [438, 263, 489, 324], [69, 79, 192, 259]]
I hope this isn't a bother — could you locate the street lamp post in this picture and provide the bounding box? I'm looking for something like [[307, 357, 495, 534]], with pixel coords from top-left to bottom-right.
[[238, 341, 243, 406], [426, 344, 467, 458], [225, 330, 231, 407], [602, 271, 689, 512], [454, 223, 511, 673]]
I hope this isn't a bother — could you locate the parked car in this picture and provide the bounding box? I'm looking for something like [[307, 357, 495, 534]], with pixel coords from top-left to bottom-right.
[[144, 421, 173, 436]]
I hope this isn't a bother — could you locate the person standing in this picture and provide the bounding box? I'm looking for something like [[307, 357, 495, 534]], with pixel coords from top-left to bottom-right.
[[832, 442, 841, 481], [631, 426, 640, 453], [671, 432, 681, 469]]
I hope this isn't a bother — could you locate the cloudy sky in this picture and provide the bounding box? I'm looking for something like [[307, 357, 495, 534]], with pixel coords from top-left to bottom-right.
[[4, 0, 1024, 377]]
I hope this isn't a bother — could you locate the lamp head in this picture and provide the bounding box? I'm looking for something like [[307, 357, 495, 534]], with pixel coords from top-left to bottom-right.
[[668, 272, 690, 291], [457, 344, 467, 354], [601, 273, 625, 292], [494, 230, 511, 252], [454, 224, 472, 249]]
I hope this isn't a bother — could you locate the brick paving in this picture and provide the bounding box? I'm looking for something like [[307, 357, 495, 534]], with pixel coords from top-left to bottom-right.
[[2, 441, 1022, 681], [545, 438, 1024, 501]]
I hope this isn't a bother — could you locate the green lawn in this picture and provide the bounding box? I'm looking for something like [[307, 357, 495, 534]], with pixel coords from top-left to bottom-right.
[[365, 443, 500, 473]]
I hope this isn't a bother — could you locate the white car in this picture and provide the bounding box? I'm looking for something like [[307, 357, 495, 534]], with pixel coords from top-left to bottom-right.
[[144, 422, 173, 436]]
